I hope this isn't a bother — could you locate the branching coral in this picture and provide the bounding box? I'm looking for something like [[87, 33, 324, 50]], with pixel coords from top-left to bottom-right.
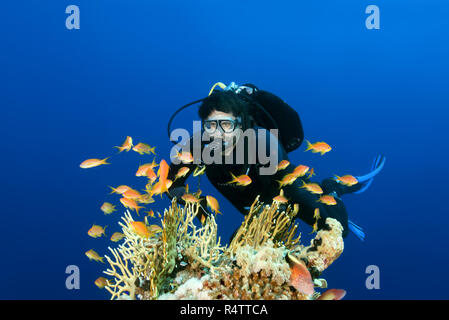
[[102, 196, 344, 300]]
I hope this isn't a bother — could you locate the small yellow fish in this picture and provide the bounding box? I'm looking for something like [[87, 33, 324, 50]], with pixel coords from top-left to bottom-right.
[[114, 136, 133, 153], [317, 194, 337, 206], [228, 172, 252, 186], [200, 214, 206, 225], [300, 181, 323, 194], [334, 175, 358, 187], [147, 224, 162, 234], [109, 185, 131, 195], [277, 173, 298, 188], [138, 193, 155, 204], [132, 142, 156, 155], [129, 221, 150, 238], [276, 160, 290, 172], [175, 167, 190, 180], [293, 203, 300, 215], [100, 202, 116, 215], [310, 221, 319, 234], [120, 197, 144, 215], [305, 140, 332, 155], [87, 224, 107, 238], [176, 151, 194, 163], [313, 208, 321, 220], [292, 165, 310, 178], [85, 249, 104, 263], [206, 195, 221, 214], [94, 277, 108, 289], [193, 165, 206, 177], [80, 157, 110, 169], [273, 189, 288, 204], [110, 232, 125, 242]]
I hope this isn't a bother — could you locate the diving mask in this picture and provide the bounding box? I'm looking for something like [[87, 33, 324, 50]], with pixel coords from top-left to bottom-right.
[[203, 117, 242, 134]]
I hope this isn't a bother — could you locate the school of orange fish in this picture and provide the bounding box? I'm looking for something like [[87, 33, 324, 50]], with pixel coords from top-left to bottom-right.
[[81, 136, 354, 299]]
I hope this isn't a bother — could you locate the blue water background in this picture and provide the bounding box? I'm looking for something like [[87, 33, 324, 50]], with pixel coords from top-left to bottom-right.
[[0, 0, 448, 299]]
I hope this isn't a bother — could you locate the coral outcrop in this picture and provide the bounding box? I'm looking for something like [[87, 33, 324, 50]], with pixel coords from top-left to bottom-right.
[[102, 196, 344, 300]]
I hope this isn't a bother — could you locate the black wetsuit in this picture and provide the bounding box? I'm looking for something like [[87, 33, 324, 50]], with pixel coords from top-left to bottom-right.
[[167, 127, 362, 238]]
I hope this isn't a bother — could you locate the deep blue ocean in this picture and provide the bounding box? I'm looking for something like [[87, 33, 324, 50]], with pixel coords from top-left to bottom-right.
[[1, 0, 448, 300]]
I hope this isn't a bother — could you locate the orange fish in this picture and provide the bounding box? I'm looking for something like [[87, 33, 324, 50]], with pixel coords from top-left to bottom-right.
[[277, 173, 298, 188], [146, 168, 157, 182], [206, 195, 221, 214], [132, 142, 156, 155], [305, 140, 332, 155], [175, 167, 190, 181], [307, 167, 315, 179], [276, 160, 290, 172], [300, 181, 323, 194], [228, 172, 252, 186], [114, 136, 133, 153], [120, 197, 144, 215], [318, 194, 337, 206], [80, 157, 110, 169], [150, 179, 172, 198], [334, 175, 358, 187], [157, 159, 170, 193], [110, 232, 125, 242], [273, 189, 288, 204], [136, 163, 153, 177], [176, 151, 194, 163], [145, 210, 155, 218], [100, 202, 116, 215], [88, 224, 107, 238], [109, 185, 131, 195], [289, 258, 314, 296], [182, 192, 201, 204], [85, 249, 104, 263], [94, 277, 108, 289], [318, 289, 347, 300], [292, 165, 310, 178], [122, 188, 142, 200], [129, 221, 150, 238]]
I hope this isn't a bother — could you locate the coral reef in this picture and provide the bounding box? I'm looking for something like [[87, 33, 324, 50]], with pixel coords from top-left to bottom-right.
[[102, 196, 344, 300]]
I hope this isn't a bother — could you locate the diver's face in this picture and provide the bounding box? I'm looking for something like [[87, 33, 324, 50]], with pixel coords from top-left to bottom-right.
[[204, 110, 242, 152]]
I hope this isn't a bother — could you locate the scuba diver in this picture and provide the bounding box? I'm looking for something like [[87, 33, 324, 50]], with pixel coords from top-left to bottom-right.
[[166, 82, 385, 240]]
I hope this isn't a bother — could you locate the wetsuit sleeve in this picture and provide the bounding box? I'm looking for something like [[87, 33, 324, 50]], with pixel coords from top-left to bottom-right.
[[261, 130, 350, 237]]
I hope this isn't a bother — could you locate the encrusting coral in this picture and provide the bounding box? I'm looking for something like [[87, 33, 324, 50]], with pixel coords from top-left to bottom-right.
[[101, 195, 344, 300]]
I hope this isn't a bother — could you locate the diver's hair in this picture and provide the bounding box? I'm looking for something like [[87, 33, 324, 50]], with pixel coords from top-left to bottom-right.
[[198, 91, 255, 131]]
